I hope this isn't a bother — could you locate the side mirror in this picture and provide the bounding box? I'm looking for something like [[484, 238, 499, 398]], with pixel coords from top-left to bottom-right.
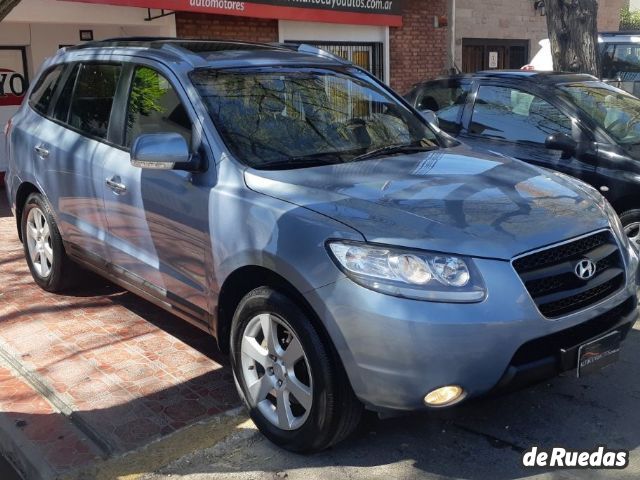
[[420, 109, 440, 128], [131, 133, 191, 170], [545, 133, 577, 158]]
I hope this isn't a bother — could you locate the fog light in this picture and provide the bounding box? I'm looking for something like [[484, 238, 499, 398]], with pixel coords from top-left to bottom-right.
[[424, 386, 464, 406]]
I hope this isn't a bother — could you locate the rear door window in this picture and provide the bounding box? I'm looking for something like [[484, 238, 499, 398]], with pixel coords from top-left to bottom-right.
[[67, 63, 122, 139], [29, 65, 64, 115], [469, 85, 572, 144], [124, 66, 192, 148]]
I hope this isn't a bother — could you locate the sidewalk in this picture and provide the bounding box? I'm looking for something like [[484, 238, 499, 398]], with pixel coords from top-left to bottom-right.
[[0, 191, 241, 479]]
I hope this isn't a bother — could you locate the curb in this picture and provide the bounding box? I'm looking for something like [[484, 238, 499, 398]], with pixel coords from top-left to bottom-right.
[[64, 407, 247, 480]]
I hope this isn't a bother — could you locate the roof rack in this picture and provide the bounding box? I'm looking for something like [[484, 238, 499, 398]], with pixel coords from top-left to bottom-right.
[[600, 31, 640, 36], [276, 42, 351, 64], [64, 37, 281, 51], [64, 36, 176, 51], [60, 37, 351, 66]]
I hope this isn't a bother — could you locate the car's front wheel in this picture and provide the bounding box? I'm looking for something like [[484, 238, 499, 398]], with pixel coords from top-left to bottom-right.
[[21, 193, 77, 292], [230, 286, 362, 452], [620, 209, 640, 248]]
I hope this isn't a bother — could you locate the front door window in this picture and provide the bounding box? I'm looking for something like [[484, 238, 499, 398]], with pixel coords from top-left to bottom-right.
[[469, 85, 572, 144]]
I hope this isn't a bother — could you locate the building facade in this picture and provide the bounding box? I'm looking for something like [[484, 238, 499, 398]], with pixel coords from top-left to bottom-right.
[[454, 0, 626, 73], [0, 0, 629, 173]]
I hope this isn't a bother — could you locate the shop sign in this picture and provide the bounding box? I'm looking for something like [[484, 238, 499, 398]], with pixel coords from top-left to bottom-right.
[[1, 47, 28, 172], [61, 0, 404, 26], [0, 50, 28, 107]]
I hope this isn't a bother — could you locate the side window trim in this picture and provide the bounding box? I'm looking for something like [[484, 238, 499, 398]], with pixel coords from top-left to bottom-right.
[[108, 62, 135, 147], [459, 79, 479, 132]]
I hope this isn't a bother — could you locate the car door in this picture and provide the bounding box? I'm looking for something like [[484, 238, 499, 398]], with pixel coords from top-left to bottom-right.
[[31, 62, 120, 264], [458, 81, 601, 187], [101, 62, 209, 316]]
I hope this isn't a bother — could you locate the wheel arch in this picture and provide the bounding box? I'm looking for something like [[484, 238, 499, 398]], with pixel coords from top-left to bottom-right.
[[609, 195, 640, 218], [15, 182, 42, 242], [215, 265, 335, 358]]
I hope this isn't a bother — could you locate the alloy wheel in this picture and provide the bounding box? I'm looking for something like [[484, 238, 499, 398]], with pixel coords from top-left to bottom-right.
[[25, 207, 53, 278], [624, 221, 640, 248], [240, 313, 313, 431]]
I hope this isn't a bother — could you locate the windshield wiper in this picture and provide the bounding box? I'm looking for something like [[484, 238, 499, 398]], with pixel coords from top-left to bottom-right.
[[351, 143, 438, 162]]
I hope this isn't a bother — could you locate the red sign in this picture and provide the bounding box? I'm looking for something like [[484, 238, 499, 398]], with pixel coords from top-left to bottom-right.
[[60, 0, 403, 26], [0, 68, 27, 107]]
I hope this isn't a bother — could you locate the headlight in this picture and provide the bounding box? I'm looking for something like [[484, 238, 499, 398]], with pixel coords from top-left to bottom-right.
[[327, 241, 486, 302]]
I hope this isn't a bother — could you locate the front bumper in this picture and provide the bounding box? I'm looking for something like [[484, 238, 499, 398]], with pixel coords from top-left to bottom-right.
[[304, 256, 638, 412]]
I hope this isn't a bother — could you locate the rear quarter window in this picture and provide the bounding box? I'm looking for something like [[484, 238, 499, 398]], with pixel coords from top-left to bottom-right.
[[29, 65, 64, 115]]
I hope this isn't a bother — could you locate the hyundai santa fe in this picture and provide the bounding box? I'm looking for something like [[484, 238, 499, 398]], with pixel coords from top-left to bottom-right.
[[3, 39, 639, 452]]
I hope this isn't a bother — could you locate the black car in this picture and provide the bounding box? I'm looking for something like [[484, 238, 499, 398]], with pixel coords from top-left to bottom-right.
[[405, 71, 640, 245]]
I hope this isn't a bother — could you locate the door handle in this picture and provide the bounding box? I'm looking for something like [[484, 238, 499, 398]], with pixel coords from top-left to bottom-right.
[[34, 145, 49, 158], [105, 177, 127, 194]]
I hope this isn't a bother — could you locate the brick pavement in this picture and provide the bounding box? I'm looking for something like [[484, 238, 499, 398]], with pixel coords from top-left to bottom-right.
[[0, 189, 240, 478]]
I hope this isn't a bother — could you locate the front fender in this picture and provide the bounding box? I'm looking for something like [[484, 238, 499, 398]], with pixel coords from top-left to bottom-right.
[[210, 185, 363, 298]]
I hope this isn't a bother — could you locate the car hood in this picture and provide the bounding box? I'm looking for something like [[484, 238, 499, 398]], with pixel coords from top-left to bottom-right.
[[244, 147, 609, 260]]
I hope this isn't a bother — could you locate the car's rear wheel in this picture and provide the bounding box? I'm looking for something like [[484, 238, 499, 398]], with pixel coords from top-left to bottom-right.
[[21, 193, 77, 292], [620, 209, 640, 248], [230, 286, 362, 452]]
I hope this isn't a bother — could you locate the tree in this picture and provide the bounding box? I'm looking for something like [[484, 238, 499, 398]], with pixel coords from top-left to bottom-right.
[[544, 0, 600, 76], [0, 0, 20, 22]]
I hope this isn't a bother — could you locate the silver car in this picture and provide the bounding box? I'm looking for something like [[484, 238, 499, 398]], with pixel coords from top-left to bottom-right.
[[4, 38, 639, 452]]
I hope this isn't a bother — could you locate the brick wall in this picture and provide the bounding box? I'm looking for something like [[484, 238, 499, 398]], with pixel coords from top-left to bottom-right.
[[389, 0, 449, 93], [455, 0, 551, 68], [455, 0, 624, 68], [175, 12, 279, 43], [599, 0, 625, 30]]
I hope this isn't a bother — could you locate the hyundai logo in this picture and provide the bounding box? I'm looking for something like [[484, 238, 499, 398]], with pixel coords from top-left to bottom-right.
[[575, 259, 597, 280]]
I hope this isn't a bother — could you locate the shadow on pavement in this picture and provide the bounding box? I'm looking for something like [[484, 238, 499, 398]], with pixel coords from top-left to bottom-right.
[[150, 328, 640, 480]]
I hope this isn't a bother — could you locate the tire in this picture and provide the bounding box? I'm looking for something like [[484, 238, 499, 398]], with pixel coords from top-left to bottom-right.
[[619, 209, 640, 248], [230, 286, 362, 453], [20, 193, 78, 292]]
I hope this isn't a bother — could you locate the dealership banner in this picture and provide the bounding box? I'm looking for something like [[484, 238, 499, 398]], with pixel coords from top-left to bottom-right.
[[60, 0, 403, 26]]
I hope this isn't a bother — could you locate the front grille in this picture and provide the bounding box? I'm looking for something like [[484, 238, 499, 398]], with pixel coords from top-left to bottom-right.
[[513, 231, 625, 318], [511, 296, 636, 367]]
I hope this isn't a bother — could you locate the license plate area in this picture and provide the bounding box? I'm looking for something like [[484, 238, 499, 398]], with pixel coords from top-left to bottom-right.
[[576, 330, 621, 378]]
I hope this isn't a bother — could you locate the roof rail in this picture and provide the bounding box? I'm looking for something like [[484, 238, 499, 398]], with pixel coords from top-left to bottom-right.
[[64, 37, 176, 51], [277, 42, 351, 64], [600, 31, 640, 36], [64, 37, 293, 53]]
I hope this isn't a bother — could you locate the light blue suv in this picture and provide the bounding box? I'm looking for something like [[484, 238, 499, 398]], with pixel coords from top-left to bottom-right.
[[4, 38, 639, 452]]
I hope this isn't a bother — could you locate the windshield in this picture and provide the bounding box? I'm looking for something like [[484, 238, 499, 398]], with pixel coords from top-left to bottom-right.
[[602, 43, 640, 78], [560, 81, 640, 145], [190, 67, 438, 169]]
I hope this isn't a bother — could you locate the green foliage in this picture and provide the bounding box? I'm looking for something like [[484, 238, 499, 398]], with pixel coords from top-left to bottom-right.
[[620, 6, 640, 31], [129, 67, 166, 118]]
